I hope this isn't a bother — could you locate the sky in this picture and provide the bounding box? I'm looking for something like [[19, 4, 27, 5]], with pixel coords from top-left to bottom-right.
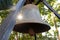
[[57, 0, 60, 3]]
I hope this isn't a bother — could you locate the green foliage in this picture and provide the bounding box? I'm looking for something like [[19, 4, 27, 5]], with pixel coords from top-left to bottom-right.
[[12, 0, 18, 5], [0, 0, 60, 40], [38, 2, 45, 15], [0, 10, 9, 19], [46, 0, 56, 6]]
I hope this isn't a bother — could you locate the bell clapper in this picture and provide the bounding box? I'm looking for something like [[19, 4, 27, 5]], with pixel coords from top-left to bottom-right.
[[28, 28, 37, 40], [28, 28, 35, 36]]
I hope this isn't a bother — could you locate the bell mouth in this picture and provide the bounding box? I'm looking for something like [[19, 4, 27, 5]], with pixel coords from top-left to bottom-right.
[[13, 23, 50, 33]]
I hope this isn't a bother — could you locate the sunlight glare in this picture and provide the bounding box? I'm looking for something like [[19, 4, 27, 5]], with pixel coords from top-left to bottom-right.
[[17, 14, 23, 20]]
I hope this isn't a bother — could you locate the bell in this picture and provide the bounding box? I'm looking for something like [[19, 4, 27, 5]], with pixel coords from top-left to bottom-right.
[[13, 4, 50, 35]]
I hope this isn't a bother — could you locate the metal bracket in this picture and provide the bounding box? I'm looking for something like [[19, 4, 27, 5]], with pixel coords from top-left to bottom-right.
[[36, 0, 60, 19], [43, 0, 60, 19]]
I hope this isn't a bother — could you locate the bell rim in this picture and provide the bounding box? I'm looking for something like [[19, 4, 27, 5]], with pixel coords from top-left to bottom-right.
[[13, 22, 50, 33]]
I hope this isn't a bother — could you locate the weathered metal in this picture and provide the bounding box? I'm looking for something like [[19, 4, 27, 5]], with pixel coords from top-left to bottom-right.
[[13, 4, 50, 34]]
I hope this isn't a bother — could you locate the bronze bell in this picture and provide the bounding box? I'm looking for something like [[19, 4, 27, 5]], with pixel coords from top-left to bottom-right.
[[13, 4, 50, 35]]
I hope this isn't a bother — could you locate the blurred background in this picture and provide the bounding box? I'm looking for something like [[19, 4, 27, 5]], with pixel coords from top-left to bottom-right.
[[0, 0, 60, 40]]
